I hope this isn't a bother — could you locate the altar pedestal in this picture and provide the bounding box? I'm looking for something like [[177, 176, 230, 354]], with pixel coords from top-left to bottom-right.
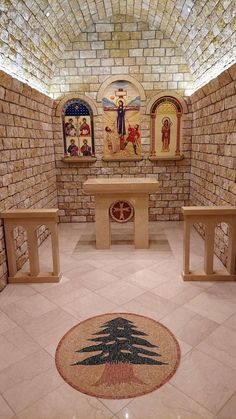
[[83, 178, 159, 249]]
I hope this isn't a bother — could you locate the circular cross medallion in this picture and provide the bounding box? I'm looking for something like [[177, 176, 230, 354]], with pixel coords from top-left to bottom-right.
[[110, 200, 134, 223], [55, 313, 180, 399]]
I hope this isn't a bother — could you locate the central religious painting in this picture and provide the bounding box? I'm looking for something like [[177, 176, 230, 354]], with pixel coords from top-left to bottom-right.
[[102, 81, 141, 160]]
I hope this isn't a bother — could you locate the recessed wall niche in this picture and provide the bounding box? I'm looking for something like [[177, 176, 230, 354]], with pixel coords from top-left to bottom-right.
[[62, 99, 96, 162], [149, 96, 185, 161]]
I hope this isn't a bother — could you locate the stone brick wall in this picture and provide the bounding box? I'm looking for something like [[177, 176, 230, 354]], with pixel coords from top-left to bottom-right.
[[190, 64, 236, 265], [0, 70, 57, 291], [1, 4, 235, 96], [50, 16, 193, 99]]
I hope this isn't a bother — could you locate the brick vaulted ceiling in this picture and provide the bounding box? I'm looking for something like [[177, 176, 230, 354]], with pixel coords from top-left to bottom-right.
[[0, 0, 235, 95]]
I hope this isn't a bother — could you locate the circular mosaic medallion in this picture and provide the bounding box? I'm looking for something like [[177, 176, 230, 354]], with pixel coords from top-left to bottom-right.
[[109, 200, 134, 223], [55, 313, 180, 399]]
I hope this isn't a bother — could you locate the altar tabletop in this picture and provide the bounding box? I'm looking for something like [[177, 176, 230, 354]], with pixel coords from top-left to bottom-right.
[[83, 177, 159, 194]]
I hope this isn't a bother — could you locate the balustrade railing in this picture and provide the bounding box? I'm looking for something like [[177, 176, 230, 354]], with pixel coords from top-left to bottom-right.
[[182, 206, 236, 281], [1, 209, 61, 283]]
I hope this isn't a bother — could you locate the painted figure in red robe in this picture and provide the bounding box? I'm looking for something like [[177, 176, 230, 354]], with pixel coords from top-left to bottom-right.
[[80, 118, 90, 136], [162, 118, 171, 152], [123, 124, 140, 155]]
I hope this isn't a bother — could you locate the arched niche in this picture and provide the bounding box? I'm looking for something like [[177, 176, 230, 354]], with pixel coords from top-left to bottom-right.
[[148, 94, 186, 160], [55, 94, 98, 116], [61, 98, 95, 158]]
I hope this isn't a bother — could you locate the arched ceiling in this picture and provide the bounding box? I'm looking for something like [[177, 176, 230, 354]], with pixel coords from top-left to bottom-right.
[[0, 0, 235, 95]]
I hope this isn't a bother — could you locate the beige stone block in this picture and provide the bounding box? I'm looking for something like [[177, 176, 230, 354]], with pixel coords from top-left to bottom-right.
[[131, 32, 142, 40], [96, 23, 114, 32], [88, 33, 98, 41], [114, 23, 122, 31], [114, 58, 124, 66], [153, 81, 168, 89], [144, 74, 160, 81], [98, 33, 112, 41], [147, 57, 161, 64], [136, 57, 146, 64], [113, 32, 130, 40], [122, 23, 137, 31], [85, 58, 100, 67], [179, 64, 189, 72], [142, 31, 156, 39], [139, 65, 152, 73], [112, 66, 129, 74], [110, 50, 128, 58], [144, 48, 153, 56], [80, 51, 96, 59], [96, 50, 110, 59], [129, 48, 144, 57], [120, 40, 139, 49], [148, 39, 160, 47], [124, 57, 136, 65], [91, 41, 105, 50], [160, 73, 173, 81], [105, 40, 119, 49]]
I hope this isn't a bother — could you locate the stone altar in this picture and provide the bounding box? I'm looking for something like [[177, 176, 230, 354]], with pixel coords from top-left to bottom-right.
[[83, 178, 159, 249]]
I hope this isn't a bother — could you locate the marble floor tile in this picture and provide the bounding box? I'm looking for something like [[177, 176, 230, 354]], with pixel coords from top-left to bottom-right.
[[23, 307, 77, 340], [95, 280, 145, 305], [62, 291, 118, 320], [125, 268, 167, 290], [65, 268, 119, 291], [184, 291, 236, 324], [176, 315, 218, 347], [171, 349, 236, 414], [0, 335, 27, 373], [41, 280, 91, 306], [197, 325, 236, 369], [3, 368, 63, 413], [117, 383, 215, 419], [0, 284, 35, 308], [0, 221, 235, 419], [0, 311, 17, 335], [2, 326, 41, 356], [0, 394, 14, 419], [223, 312, 236, 332], [108, 262, 147, 279], [122, 291, 179, 321], [217, 392, 236, 419], [161, 306, 218, 347], [0, 349, 54, 394], [33, 317, 80, 348], [16, 384, 113, 419], [152, 278, 203, 305]]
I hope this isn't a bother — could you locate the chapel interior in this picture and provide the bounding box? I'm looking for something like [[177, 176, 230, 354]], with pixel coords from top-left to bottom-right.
[[0, 1, 236, 418]]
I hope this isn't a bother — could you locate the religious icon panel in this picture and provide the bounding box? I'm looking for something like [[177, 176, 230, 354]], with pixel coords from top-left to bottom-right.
[[150, 96, 183, 159], [62, 99, 95, 158], [102, 80, 141, 160]]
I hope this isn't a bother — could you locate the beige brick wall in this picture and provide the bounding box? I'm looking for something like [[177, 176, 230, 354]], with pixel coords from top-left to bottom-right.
[[50, 16, 193, 99], [0, 71, 57, 291], [190, 64, 236, 265]]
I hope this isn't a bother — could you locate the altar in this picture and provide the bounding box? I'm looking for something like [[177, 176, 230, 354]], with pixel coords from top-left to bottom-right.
[[83, 178, 159, 249]]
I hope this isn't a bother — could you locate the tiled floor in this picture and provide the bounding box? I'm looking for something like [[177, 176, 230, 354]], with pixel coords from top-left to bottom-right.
[[0, 221, 236, 419]]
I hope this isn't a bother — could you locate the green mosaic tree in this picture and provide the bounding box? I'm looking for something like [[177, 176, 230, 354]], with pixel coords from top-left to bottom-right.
[[73, 317, 167, 385]]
